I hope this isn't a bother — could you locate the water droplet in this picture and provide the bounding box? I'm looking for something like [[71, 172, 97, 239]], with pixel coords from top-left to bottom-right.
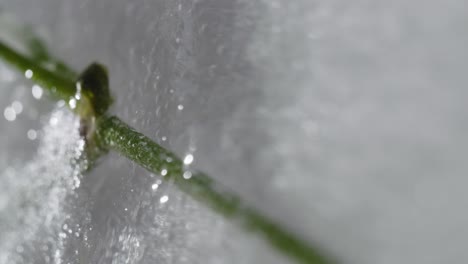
[[75, 82, 82, 100], [32, 85, 43, 99], [183, 171, 192, 179], [160, 195, 169, 203], [183, 154, 194, 165], [161, 169, 168, 176], [161, 136, 167, 141], [24, 69, 33, 79], [151, 183, 159, 190], [27, 129, 37, 140], [4, 107, 16, 121], [177, 104, 184, 111], [69, 98, 77, 109], [11, 101, 23, 114]]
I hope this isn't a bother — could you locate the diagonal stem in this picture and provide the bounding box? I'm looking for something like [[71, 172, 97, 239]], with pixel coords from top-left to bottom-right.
[[0, 39, 335, 264], [97, 115, 334, 264], [0, 40, 76, 100]]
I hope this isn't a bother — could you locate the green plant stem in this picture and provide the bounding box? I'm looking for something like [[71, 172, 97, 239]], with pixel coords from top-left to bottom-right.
[[0, 40, 75, 100], [0, 39, 335, 264], [97, 115, 332, 264]]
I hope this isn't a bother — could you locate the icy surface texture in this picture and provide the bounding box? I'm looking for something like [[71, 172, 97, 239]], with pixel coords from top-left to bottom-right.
[[0, 0, 468, 263], [0, 104, 88, 263]]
